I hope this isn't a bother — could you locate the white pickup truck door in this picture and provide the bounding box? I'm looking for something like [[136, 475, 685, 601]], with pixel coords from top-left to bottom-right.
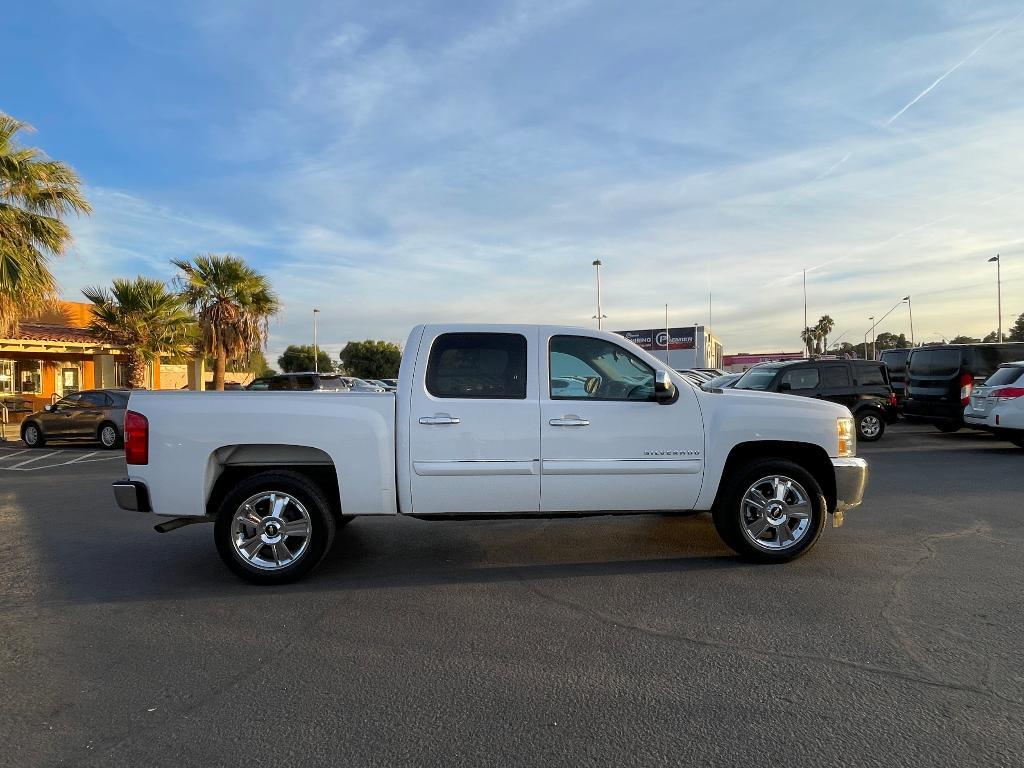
[[408, 327, 541, 514], [539, 330, 705, 512]]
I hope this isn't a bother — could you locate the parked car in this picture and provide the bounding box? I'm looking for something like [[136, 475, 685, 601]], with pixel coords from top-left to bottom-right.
[[21, 388, 130, 449], [113, 323, 867, 584], [339, 376, 386, 392], [963, 362, 1024, 447], [903, 342, 1024, 432], [879, 348, 911, 407], [733, 359, 897, 441], [702, 372, 741, 390], [246, 373, 351, 391], [381, 379, 398, 389], [368, 379, 397, 392]]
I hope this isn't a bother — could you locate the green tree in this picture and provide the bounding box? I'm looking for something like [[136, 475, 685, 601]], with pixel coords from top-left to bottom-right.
[[0, 113, 91, 335], [339, 340, 402, 378], [982, 330, 999, 343], [949, 335, 980, 345], [800, 327, 817, 356], [1008, 312, 1024, 342], [172, 254, 280, 391], [278, 344, 335, 373], [874, 332, 908, 351], [83, 277, 195, 388]]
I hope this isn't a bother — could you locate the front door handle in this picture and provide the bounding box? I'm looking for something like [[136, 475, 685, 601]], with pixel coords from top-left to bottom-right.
[[549, 416, 590, 427], [419, 414, 461, 425]]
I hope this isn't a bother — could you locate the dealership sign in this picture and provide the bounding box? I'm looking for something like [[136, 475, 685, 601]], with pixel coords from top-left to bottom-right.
[[617, 327, 696, 351]]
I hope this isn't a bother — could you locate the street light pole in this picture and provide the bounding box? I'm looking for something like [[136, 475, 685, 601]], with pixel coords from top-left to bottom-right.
[[313, 308, 320, 373], [802, 268, 808, 342], [988, 255, 1002, 342], [665, 304, 671, 368], [592, 259, 606, 329], [903, 295, 914, 347], [868, 316, 875, 360]]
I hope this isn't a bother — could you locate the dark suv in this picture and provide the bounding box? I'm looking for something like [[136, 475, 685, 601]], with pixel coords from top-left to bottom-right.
[[879, 348, 911, 407], [903, 342, 1024, 432], [246, 373, 351, 391], [733, 358, 898, 441]]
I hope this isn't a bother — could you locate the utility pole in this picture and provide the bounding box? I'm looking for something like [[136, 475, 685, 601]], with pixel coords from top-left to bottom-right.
[[802, 268, 808, 344], [903, 295, 914, 347], [665, 304, 670, 368], [988, 255, 1002, 342], [869, 315, 876, 360], [592, 260, 606, 329], [313, 308, 320, 372]]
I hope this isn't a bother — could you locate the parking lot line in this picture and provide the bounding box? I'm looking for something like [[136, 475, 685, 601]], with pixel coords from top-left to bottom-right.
[[64, 451, 99, 464], [0, 449, 30, 461], [7, 451, 63, 469]]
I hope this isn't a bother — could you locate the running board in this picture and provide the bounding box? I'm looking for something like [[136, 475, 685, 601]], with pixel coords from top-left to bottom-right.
[[154, 515, 216, 533]]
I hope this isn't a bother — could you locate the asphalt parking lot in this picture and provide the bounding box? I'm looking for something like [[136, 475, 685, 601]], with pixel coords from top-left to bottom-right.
[[2, 423, 1022, 767]]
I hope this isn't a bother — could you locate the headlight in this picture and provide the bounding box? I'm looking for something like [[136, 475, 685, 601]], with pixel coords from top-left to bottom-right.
[[837, 416, 855, 457]]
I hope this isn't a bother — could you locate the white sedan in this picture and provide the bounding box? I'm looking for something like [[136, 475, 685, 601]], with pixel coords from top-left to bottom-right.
[[963, 362, 1024, 448]]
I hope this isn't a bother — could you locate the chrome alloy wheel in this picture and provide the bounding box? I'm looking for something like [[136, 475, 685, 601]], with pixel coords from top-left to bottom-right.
[[859, 414, 881, 439], [100, 425, 118, 448], [230, 491, 312, 571], [739, 475, 813, 551]]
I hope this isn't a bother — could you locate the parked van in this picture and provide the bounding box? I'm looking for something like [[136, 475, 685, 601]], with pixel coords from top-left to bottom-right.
[[879, 348, 911, 407], [903, 343, 1024, 432]]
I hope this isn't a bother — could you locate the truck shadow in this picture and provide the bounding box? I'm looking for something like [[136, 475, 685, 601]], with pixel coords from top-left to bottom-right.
[[16, 511, 744, 607]]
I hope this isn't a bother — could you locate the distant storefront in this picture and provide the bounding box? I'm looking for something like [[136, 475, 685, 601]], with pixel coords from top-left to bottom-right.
[[722, 351, 804, 373], [0, 301, 163, 423], [616, 326, 723, 370]]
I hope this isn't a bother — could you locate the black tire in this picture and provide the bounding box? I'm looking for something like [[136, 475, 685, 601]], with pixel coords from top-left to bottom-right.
[[214, 470, 337, 585], [21, 421, 45, 448], [713, 458, 826, 563], [936, 422, 961, 434], [98, 421, 121, 449], [855, 410, 885, 442]]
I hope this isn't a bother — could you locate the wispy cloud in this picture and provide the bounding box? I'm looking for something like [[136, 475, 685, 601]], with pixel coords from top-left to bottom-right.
[[885, 7, 1024, 125]]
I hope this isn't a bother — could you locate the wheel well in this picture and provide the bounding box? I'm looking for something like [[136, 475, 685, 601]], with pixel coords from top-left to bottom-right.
[[205, 464, 342, 520], [715, 441, 836, 513]]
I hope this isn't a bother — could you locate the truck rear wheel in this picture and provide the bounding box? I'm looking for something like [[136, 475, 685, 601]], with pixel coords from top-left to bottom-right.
[[712, 459, 826, 563], [214, 470, 337, 585]]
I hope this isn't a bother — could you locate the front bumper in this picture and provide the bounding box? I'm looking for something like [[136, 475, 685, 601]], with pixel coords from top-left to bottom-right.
[[831, 457, 868, 527], [113, 480, 152, 513]]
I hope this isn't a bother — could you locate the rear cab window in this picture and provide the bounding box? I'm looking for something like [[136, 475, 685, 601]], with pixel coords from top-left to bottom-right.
[[984, 366, 1024, 386], [426, 333, 528, 399]]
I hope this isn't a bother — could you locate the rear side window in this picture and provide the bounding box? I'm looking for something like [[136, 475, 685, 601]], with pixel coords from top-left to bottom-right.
[[909, 349, 961, 376], [856, 364, 887, 386], [317, 377, 349, 391], [426, 333, 528, 399], [780, 368, 819, 390], [268, 377, 294, 391], [820, 366, 851, 388], [81, 392, 108, 407], [293, 376, 316, 390]]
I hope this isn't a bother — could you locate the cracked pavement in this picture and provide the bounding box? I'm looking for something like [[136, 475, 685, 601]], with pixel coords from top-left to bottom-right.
[[1, 423, 1022, 767]]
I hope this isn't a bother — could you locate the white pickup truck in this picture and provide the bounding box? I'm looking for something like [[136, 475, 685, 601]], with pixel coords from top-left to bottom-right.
[[113, 324, 868, 584]]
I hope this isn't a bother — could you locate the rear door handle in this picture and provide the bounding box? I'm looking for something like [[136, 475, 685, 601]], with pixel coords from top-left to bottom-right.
[[419, 414, 461, 425], [549, 416, 590, 427]]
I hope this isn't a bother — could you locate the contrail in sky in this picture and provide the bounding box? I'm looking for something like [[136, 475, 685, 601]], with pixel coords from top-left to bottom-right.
[[885, 7, 1024, 125]]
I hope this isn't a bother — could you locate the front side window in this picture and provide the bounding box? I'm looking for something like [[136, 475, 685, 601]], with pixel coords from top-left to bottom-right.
[[735, 366, 781, 391], [549, 335, 655, 401], [56, 392, 84, 408], [780, 368, 820, 391], [426, 333, 527, 399]]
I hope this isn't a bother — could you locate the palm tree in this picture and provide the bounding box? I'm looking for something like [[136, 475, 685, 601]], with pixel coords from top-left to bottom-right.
[[815, 315, 835, 352], [0, 113, 91, 336], [172, 254, 280, 390], [800, 327, 817, 357], [84, 277, 195, 388]]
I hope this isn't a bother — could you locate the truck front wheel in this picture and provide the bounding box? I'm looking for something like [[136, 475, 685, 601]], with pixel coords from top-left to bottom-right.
[[713, 459, 826, 563], [214, 470, 337, 585]]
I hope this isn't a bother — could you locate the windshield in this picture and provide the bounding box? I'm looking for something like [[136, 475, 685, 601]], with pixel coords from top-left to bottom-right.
[[734, 367, 778, 390]]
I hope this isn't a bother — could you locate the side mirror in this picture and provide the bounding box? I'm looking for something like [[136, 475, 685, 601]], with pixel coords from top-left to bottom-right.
[[44, 404, 54, 412], [654, 370, 676, 402]]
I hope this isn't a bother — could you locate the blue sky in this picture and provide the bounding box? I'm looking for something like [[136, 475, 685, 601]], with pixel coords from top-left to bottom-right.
[[3, 0, 1023, 360]]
